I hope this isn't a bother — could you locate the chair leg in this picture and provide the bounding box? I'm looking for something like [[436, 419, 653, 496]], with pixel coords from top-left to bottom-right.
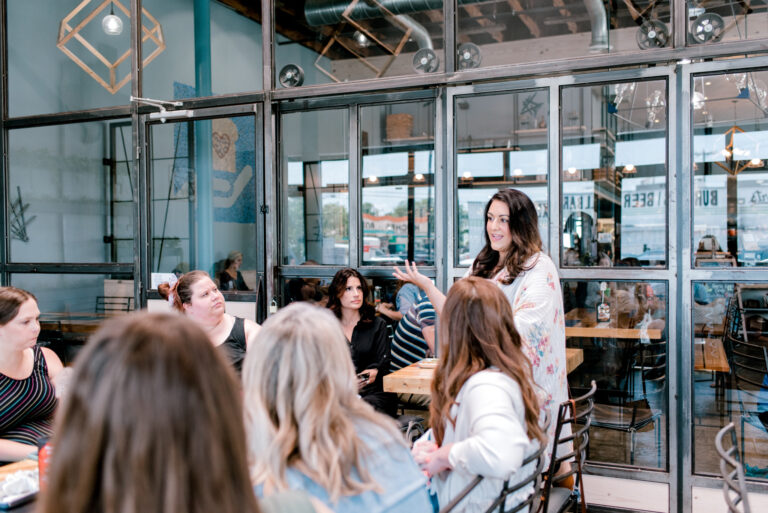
[[740, 417, 746, 464], [630, 429, 635, 465]]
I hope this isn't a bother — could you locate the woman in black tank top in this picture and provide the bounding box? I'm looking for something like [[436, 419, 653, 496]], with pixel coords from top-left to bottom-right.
[[158, 271, 260, 374]]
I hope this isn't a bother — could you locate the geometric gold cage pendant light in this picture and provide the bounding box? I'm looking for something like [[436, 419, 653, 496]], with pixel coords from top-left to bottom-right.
[[57, 0, 165, 94]]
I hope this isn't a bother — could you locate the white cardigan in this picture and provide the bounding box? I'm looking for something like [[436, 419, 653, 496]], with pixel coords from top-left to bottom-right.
[[431, 369, 537, 513]]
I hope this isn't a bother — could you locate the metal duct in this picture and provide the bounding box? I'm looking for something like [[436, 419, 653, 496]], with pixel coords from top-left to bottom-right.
[[304, 0, 610, 53], [305, 0, 451, 27], [584, 0, 609, 52], [395, 14, 433, 49]]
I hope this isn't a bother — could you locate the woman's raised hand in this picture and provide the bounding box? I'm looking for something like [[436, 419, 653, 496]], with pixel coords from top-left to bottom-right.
[[392, 261, 431, 291]]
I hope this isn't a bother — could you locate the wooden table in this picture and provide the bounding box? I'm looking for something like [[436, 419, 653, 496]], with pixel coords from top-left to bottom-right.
[[0, 459, 38, 512], [694, 322, 725, 338], [565, 308, 662, 340], [694, 337, 731, 423], [383, 347, 584, 395], [694, 338, 730, 373], [0, 459, 36, 481], [39, 312, 118, 336]]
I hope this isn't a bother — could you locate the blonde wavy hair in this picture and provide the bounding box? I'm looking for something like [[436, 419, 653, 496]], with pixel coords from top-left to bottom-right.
[[242, 302, 403, 502]]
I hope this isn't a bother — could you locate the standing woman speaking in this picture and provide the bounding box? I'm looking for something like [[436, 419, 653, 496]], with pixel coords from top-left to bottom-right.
[[0, 287, 63, 461], [394, 189, 569, 452], [158, 270, 260, 374]]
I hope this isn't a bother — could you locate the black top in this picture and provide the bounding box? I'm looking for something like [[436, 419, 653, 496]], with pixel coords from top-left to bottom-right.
[[349, 316, 389, 395], [217, 317, 247, 374], [218, 270, 250, 291]]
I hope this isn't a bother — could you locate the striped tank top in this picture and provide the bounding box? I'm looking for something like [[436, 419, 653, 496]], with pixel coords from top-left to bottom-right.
[[0, 346, 57, 446]]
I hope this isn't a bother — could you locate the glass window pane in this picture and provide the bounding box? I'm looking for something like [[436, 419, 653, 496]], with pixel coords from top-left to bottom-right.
[[686, 2, 764, 45], [281, 109, 350, 266], [8, 121, 134, 263], [693, 71, 768, 268], [692, 282, 768, 479], [13, 273, 134, 315], [15, 272, 134, 363], [564, 279, 668, 469], [7, 1, 135, 116], [361, 102, 435, 266], [143, 0, 263, 100], [149, 115, 258, 290], [274, 0, 444, 88], [456, 2, 671, 71], [455, 90, 549, 266], [562, 80, 668, 268]]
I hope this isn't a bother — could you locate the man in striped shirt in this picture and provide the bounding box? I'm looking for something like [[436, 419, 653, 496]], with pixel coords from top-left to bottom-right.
[[390, 291, 436, 372]]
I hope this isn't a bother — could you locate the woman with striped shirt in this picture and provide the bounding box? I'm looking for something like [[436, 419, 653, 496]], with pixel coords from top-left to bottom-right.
[[0, 287, 63, 461]]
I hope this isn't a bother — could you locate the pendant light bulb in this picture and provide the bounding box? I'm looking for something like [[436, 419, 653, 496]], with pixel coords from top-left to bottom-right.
[[102, 4, 123, 36]]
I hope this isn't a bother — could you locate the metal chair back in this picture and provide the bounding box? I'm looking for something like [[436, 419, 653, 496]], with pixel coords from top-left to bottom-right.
[[438, 411, 552, 513], [715, 422, 752, 513], [541, 381, 597, 513]]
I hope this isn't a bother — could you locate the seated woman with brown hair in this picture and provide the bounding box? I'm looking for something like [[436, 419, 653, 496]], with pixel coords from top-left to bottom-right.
[[243, 302, 432, 513], [0, 287, 63, 462], [412, 277, 545, 513], [37, 312, 327, 513], [158, 270, 259, 374]]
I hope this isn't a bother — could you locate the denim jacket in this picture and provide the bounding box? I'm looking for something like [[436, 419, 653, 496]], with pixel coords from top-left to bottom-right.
[[255, 424, 432, 513]]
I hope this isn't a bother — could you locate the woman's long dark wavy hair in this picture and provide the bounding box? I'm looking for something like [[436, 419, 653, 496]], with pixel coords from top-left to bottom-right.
[[471, 188, 542, 284], [326, 268, 375, 323], [430, 277, 545, 447]]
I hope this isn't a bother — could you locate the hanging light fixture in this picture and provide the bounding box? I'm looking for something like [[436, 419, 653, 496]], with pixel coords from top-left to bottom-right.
[[352, 30, 371, 48], [102, 2, 123, 36], [58, 0, 165, 94]]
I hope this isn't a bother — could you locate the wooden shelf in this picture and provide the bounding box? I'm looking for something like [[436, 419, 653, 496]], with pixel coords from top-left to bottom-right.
[[513, 125, 586, 135], [382, 135, 434, 144]]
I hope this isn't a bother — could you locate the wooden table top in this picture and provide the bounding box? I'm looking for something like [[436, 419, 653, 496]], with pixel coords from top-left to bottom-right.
[[694, 322, 725, 338], [0, 459, 37, 481], [565, 308, 662, 340], [0, 459, 38, 513], [39, 312, 119, 334], [383, 347, 584, 395], [694, 338, 730, 373]]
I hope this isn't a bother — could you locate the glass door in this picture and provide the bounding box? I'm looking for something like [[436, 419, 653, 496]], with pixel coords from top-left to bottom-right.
[[145, 105, 264, 309]]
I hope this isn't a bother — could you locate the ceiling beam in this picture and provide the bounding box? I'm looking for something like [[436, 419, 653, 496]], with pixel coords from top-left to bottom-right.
[[463, 5, 504, 42], [551, 0, 578, 34], [508, 0, 542, 38], [216, 0, 261, 23], [424, 9, 443, 24]]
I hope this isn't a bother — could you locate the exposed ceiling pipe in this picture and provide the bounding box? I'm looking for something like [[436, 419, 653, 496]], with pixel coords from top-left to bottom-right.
[[584, 0, 609, 53], [395, 14, 433, 50], [304, 0, 458, 27], [304, 0, 610, 54]]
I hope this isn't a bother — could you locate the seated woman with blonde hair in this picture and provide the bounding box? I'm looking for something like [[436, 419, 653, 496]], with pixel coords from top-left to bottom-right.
[[37, 312, 326, 513], [243, 302, 432, 513]]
